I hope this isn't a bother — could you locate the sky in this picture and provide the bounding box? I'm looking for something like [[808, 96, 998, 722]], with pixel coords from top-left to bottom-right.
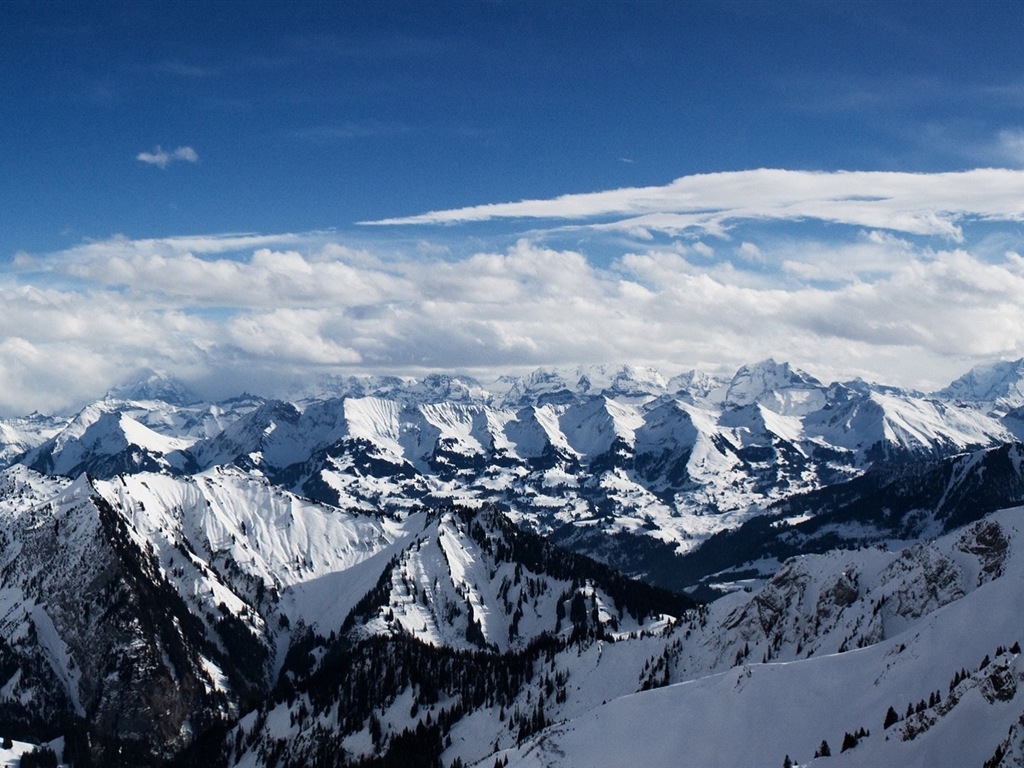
[[3, 0, 1024, 413]]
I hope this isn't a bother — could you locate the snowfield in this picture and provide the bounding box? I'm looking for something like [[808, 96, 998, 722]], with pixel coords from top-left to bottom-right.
[[501, 508, 1024, 768]]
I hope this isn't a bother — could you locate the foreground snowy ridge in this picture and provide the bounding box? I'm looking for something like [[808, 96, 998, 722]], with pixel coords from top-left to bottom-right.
[[217, 506, 1024, 768], [498, 508, 1024, 767]]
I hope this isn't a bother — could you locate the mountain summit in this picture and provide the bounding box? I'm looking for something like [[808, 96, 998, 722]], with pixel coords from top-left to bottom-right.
[[936, 358, 1024, 411], [104, 368, 200, 406], [722, 358, 826, 414]]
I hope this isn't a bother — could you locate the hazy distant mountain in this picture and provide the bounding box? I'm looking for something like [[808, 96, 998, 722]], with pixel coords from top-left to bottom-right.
[[935, 357, 1024, 412], [104, 367, 200, 406]]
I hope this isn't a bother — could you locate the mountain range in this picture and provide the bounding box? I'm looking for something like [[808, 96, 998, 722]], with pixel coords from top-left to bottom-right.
[[2, 359, 1024, 766]]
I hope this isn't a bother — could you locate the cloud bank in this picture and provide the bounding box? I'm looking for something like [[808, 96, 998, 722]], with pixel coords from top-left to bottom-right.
[[4, 168, 1024, 415], [3, 234, 1024, 414]]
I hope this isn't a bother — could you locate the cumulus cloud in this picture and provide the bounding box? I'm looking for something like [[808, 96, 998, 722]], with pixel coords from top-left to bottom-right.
[[0, 225, 1021, 416], [11, 160, 1024, 415], [362, 168, 1024, 241], [0, 284, 212, 414], [136, 145, 200, 168]]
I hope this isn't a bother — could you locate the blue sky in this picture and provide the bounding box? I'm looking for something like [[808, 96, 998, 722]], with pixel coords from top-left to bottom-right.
[[2, 1, 1024, 412]]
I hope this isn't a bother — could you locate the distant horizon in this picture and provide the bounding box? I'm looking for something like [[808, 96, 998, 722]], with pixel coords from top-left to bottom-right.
[[16, 354, 1017, 420]]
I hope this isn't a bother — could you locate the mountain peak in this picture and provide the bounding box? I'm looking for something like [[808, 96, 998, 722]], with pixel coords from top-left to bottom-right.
[[497, 364, 670, 408], [105, 368, 199, 406], [723, 359, 825, 413], [936, 358, 1024, 411]]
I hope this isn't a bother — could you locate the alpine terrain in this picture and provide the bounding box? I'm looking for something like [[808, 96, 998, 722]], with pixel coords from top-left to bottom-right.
[[3, 359, 1024, 767]]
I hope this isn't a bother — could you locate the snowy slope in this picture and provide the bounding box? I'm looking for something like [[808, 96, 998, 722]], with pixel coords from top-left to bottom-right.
[[0, 464, 423, 764], [220, 504, 1024, 768], [346, 506, 684, 655], [723, 358, 827, 415], [0, 466, 245, 763], [0, 412, 66, 466], [806, 387, 1011, 459], [937, 357, 1024, 413], [94, 469, 416, 633], [498, 508, 1024, 768]]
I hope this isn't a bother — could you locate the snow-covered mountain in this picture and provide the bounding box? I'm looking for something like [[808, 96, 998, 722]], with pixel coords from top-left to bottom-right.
[[0, 411, 67, 467], [3, 359, 1024, 767], [0, 464, 419, 765], [8, 360, 1018, 575], [103, 367, 201, 406], [202, 503, 1024, 768], [0, 464, 687, 766], [937, 358, 1024, 413], [495, 508, 1024, 768]]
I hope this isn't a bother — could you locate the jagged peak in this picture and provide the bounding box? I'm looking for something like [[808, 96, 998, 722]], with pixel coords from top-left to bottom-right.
[[667, 368, 724, 401], [723, 359, 826, 414], [936, 358, 1024, 411], [406, 372, 489, 403], [496, 364, 671, 408]]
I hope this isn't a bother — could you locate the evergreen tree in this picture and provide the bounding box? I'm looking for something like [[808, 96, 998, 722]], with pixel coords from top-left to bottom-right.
[[841, 731, 858, 752], [814, 739, 831, 758], [18, 748, 59, 768], [884, 705, 899, 728]]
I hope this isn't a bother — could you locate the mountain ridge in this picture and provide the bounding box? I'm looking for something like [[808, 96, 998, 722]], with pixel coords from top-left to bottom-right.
[[3, 358, 1024, 766], [5, 358, 1022, 587]]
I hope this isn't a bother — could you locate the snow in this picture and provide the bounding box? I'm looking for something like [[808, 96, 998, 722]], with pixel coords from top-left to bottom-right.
[[723, 359, 826, 415], [937, 357, 1024, 411], [872, 392, 1007, 451], [5, 359, 1018, 567], [28, 603, 83, 715], [99, 467, 408, 592], [0, 739, 64, 768], [199, 655, 231, 694], [343, 397, 402, 457], [117, 412, 194, 454], [225, 502, 1024, 767], [560, 397, 644, 456], [0, 413, 67, 466], [3, 359, 1024, 768], [511, 404, 573, 457], [496, 507, 1024, 768]]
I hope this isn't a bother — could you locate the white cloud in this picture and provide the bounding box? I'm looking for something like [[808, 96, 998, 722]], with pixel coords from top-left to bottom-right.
[[0, 284, 212, 414], [691, 242, 713, 256], [5, 208, 1024, 414], [737, 242, 764, 263], [136, 145, 200, 168], [362, 168, 1024, 241], [774, 230, 919, 283]]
